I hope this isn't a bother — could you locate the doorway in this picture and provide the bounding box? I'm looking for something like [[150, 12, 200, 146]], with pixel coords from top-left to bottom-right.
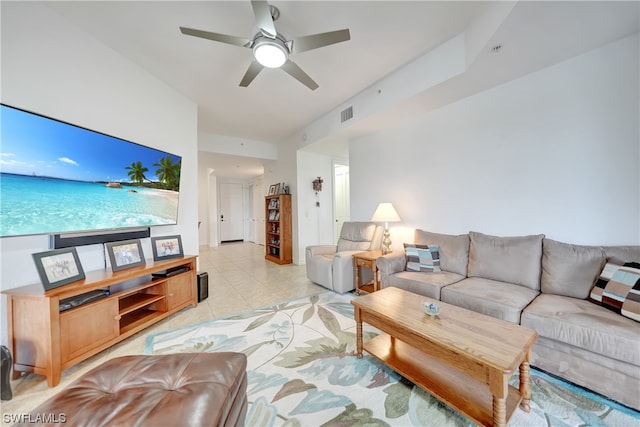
[[333, 162, 350, 242], [245, 184, 255, 243], [244, 183, 265, 245], [219, 182, 244, 243]]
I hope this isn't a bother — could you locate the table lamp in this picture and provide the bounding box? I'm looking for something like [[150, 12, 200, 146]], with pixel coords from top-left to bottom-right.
[[371, 202, 401, 254]]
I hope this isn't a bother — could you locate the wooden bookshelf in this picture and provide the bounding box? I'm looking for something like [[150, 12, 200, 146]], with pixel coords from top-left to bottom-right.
[[265, 194, 292, 264]]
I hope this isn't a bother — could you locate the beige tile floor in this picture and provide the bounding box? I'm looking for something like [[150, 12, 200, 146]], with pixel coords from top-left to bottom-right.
[[0, 242, 324, 424]]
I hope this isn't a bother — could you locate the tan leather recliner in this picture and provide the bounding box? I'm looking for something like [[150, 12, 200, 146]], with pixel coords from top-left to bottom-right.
[[305, 222, 383, 293]]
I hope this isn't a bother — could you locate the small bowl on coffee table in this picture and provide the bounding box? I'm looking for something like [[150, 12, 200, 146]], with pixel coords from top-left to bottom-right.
[[423, 302, 441, 317]]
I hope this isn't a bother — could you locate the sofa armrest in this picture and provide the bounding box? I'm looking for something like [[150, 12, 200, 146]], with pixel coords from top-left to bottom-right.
[[377, 251, 406, 283], [333, 250, 364, 259], [305, 245, 337, 259], [331, 250, 367, 293]]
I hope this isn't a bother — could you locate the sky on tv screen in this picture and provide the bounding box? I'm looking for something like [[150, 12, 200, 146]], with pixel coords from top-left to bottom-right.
[[0, 104, 180, 183]]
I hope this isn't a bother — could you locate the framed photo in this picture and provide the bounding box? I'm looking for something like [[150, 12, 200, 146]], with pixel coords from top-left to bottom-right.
[[268, 184, 277, 195], [150, 235, 184, 261], [33, 247, 85, 290], [272, 183, 281, 195], [105, 239, 146, 272]]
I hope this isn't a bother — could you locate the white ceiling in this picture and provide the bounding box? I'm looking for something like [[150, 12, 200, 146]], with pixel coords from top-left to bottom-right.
[[42, 1, 639, 178]]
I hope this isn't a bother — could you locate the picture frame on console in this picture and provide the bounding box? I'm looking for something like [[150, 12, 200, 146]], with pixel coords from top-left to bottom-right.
[[32, 247, 85, 290], [150, 235, 183, 261], [105, 239, 146, 272]]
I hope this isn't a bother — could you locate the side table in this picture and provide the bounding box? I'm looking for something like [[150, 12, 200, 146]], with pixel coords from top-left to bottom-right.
[[353, 250, 384, 295]]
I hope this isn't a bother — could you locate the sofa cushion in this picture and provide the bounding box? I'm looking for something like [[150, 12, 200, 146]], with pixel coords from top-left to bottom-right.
[[337, 222, 376, 252], [541, 238, 605, 299], [404, 243, 441, 272], [522, 294, 640, 366], [601, 246, 640, 264], [468, 231, 544, 290], [384, 271, 465, 300], [440, 277, 539, 324], [414, 230, 469, 276]]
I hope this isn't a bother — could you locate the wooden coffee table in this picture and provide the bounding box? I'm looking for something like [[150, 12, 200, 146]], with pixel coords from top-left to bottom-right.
[[351, 287, 538, 427]]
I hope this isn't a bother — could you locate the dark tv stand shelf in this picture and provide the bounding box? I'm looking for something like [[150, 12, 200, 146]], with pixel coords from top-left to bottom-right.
[[2, 256, 197, 387]]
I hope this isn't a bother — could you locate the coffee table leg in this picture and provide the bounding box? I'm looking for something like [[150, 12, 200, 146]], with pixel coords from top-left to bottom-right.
[[493, 396, 506, 427], [355, 308, 363, 358], [519, 350, 532, 412], [490, 372, 508, 427]]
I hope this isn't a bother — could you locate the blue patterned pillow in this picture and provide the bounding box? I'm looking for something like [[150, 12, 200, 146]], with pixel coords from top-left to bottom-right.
[[404, 243, 441, 272], [590, 261, 640, 322]]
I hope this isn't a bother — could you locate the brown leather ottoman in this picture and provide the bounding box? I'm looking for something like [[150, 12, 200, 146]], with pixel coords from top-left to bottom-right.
[[17, 353, 247, 426]]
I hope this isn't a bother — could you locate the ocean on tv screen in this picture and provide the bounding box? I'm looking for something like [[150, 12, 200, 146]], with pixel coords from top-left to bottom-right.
[[0, 173, 179, 237]]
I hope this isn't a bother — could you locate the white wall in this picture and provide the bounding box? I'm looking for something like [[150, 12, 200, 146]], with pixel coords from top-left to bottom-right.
[[295, 151, 335, 263], [199, 133, 278, 160], [350, 34, 640, 247], [197, 163, 217, 246], [0, 3, 199, 345], [262, 140, 301, 259]]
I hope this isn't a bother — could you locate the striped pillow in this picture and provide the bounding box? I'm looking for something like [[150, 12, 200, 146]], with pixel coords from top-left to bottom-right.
[[404, 243, 441, 272], [590, 262, 640, 322]]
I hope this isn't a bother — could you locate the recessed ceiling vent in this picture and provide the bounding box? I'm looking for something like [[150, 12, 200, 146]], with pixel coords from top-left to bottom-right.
[[341, 106, 353, 123]]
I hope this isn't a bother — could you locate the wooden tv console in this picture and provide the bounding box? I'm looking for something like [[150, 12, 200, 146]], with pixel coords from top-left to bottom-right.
[[3, 255, 197, 387]]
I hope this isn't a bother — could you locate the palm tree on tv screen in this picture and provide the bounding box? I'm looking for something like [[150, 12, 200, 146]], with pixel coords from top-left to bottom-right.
[[125, 161, 149, 184], [153, 156, 180, 191]]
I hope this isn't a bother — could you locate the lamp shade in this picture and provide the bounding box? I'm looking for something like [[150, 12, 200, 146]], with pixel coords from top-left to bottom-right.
[[371, 203, 401, 223]]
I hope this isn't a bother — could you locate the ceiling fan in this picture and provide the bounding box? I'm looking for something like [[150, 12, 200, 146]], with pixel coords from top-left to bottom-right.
[[179, 0, 350, 90]]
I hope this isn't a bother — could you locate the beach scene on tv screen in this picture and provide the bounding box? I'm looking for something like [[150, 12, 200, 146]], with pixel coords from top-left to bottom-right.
[[0, 105, 181, 237]]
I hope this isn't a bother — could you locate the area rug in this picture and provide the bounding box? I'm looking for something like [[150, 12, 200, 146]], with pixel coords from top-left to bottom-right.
[[144, 291, 640, 426]]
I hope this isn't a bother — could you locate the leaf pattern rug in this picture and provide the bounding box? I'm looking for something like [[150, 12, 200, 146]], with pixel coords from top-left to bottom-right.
[[144, 291, 640, 426]]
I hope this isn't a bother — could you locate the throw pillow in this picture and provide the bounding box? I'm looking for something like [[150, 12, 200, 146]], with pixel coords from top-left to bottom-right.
[[620, 262, 640, 322], [414, 230, 469, 276], [590, 261, 640, 322], [404, 243, 441, 272], [589, 262, 621, 304]]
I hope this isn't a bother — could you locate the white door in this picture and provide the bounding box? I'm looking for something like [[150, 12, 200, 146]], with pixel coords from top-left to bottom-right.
[[219, 183, 244, 242], [245, 185, 255, 243], [254, 183, 265, 245], [334, 163, 350, 242]]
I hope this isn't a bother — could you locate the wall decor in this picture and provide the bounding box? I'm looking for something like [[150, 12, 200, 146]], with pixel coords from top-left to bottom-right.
[[312, 177, 323, 194], [150, 235, 184, 261], [105, 239, 146, 272], [32, 247, 85, 290]]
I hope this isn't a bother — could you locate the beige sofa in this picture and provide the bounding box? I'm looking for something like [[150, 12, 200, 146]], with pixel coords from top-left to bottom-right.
[[377, 229, 640, 410]]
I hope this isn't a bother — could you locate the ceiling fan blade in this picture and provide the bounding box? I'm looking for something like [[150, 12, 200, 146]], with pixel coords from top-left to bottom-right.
[[290, 29, 350, 54], [251, 0, 277, 38], [239, 59, 264, 87], [180, 27, 250, 48], [281, 60, 319, 90]]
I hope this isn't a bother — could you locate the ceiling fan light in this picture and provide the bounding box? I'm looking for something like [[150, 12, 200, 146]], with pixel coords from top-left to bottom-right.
[[253, 39, 287, 68]]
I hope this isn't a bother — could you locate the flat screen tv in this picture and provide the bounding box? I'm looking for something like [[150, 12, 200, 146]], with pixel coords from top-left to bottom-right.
[[0, 104, 182, 238]]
